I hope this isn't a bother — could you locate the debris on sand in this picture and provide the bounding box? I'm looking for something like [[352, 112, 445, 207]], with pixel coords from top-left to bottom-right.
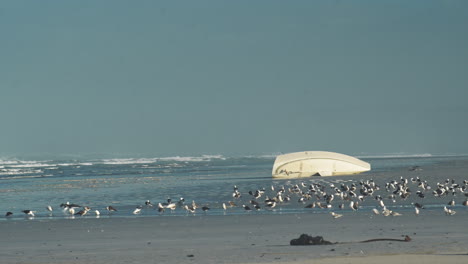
[[290, 234, 333, 246], [290, 234, 412, 246]]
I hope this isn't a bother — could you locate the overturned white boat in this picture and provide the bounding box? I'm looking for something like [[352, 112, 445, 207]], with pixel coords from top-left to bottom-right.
[[272, 151, 371, 178]]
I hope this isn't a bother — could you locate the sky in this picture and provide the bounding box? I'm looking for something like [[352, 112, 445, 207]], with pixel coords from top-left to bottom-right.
[[1, 1, 467, 158]]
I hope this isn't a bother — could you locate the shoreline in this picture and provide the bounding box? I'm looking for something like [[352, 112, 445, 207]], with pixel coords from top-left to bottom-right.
[[1, 210, 467, 263], [1, 158, 467, 263]]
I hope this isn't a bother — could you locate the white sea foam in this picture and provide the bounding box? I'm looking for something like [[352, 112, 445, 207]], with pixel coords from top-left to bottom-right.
[[7, 163, 56, 168], [356, 153, 434, 159], [98, 155, 226, 165], [244, 153, 282, 159], [0, 174, 52, 179], [57, 162, 93, 166], [0, 169, 44, 175], [158, 155, 226, 162], [100, 158, 159, 165]]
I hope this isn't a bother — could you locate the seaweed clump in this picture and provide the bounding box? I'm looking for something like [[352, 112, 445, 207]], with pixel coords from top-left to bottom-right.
[[290, 234, 333, 246]]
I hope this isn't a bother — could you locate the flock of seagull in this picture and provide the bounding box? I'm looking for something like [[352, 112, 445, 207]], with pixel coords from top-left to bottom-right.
[[4, 173, 468, 219]]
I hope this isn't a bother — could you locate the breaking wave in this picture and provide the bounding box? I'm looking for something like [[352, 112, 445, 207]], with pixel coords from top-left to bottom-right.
[[97, 155, 227, 165]]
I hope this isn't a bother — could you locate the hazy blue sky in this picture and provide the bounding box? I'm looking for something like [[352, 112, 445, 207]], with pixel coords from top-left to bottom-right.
[[1, 1, 467, 158]]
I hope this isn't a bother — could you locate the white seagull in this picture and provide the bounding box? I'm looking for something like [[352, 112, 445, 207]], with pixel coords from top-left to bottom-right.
[[330, 212, 343, 219], [444, 206, 456, 216]]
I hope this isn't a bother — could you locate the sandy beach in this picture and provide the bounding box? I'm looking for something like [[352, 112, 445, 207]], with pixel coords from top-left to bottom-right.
[[1, 206, 467, 263], [2, 159, 468, 264]]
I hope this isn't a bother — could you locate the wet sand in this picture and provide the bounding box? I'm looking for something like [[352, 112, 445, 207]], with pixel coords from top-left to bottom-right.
[[1, 209, 467, 264], [1, 159, 468, 263]]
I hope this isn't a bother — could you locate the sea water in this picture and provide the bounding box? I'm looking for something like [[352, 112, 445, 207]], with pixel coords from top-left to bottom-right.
[[0, 154, 466, 220]]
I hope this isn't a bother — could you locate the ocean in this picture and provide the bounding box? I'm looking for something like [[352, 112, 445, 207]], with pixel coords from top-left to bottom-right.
[[1, 154, 467, 220]]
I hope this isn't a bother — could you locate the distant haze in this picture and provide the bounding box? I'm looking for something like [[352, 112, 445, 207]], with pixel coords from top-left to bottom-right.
[[1, 1, 467, 159]]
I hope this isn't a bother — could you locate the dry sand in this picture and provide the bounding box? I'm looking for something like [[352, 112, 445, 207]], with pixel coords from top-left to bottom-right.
[[1, 159, 468, 263]]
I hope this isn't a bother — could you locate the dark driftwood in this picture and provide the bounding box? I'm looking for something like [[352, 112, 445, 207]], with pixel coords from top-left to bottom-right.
[[290, 234, 411, 246]]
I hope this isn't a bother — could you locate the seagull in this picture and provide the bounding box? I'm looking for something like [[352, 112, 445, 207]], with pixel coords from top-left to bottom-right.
[[444, 206, 456, 216], [94, 210, 101, 216], [177, 197, 185, 207], [60, 202, 81, 210], [22, 210, 35, 217], [382, 207, 392, 216], [133, 206, 142, 214], [106, 206, 117, 212], [330, 212, 343, 219], [68, 208, 75, 215], [415, 207, 420, 215], [184, 205, 196, 213], [242, 205, 252, 211], [46, 205, 53, 212], [161, 198, 172, 207], [75, 207, 90, 216], [222, 203, 227, 210], [379, 200, 385, 208], [165, 203, 177, 211], [391, 211, 402, 216], [157, 203, 165, 213], [448, 199, 455, 206], [372, 208, 380, 215], [145, 200, 153, 207]]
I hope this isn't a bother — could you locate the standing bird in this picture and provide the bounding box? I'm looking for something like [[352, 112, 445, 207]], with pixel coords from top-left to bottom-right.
[[266, 201, 277, 209], [68, 208, 75, 215], [22, 210, 35, 217], [46, 205, 53, 212], [184, 205, 196, 213], [106, 206, 117, 212], [379, 200, 385, 208], [177, 197, 185, 207], [133, 206, 142, 215], [75, 207, 90, 216], [462, 199, 468, 206], [5, 212, 13, 217], [242, 205, 252, 211], [157, 203, 165, 213], [166, 202, 177, 211], [448, 199, 455, 206]]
